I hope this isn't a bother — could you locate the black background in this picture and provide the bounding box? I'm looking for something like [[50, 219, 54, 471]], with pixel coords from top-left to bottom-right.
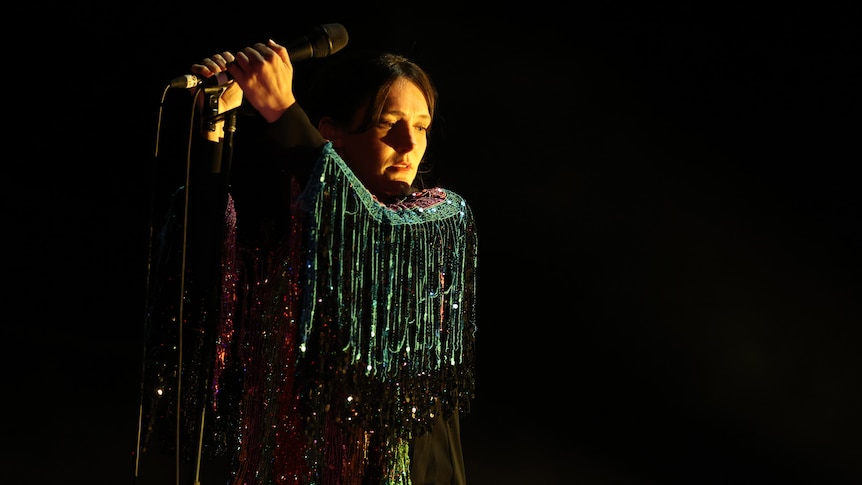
[[7, 3, 861, 484]]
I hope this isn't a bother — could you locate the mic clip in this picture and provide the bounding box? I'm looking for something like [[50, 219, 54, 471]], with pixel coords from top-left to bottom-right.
[[204, 85, 228, 132]]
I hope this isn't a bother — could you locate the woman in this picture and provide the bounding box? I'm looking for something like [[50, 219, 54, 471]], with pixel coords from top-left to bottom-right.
[[140, 39, 478, 484]]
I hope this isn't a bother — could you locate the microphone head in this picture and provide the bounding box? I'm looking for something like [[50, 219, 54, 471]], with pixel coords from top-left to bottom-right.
[[288, 23, 349, 61], [319, 23, 349, 56]]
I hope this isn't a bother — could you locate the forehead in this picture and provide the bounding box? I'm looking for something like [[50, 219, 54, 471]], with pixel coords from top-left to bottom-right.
[[381, 78, 431, 116]]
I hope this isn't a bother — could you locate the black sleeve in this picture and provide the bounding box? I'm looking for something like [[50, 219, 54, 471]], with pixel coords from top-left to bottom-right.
[[227, 102, 328, 248], [254, 102, 327, 154]]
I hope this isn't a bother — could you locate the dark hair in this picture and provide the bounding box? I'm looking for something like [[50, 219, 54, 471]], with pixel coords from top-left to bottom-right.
[[302, 49, 438, 134]]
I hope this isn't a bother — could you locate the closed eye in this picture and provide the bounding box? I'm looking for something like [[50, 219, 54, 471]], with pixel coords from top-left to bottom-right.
[[378, 119, 429, 132]]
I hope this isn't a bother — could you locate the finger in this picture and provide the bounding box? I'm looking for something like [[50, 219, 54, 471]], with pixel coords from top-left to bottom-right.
[[251, 42, 283, 66], [228, 51, 250, 79], [268, 39, 289, 64], [195, 58, 221, 76], [232, 51, 250, 68], [211, 52, 236, 70], [209, 54, 227, 71]]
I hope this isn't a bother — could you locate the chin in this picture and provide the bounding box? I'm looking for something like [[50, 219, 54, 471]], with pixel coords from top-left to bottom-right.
[[376, 181, 413, 201], [393, 181, 413, 195]]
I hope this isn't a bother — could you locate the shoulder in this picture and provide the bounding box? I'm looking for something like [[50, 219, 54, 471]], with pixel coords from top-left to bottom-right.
[[374, 188, 476, 229], [386, 187, 469, 212]]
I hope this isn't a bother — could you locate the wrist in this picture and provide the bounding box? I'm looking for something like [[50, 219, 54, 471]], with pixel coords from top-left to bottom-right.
[[259, 98, 296, 123]]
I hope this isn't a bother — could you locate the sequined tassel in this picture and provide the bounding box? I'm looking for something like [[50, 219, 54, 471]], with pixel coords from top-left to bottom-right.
[[294, 143, 478, 480]]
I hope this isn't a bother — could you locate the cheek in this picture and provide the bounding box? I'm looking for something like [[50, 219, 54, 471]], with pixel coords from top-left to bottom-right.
[[414, 136, 428, 157], [340, 133, 379, 160], [347, 147, 386, 177]]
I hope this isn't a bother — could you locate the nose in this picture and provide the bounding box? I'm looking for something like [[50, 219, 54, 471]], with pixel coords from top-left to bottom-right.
[[386, 121, 417, 153]]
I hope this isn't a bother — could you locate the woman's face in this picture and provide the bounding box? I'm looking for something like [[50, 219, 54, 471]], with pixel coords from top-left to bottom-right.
[[327, 78, 430, 200]]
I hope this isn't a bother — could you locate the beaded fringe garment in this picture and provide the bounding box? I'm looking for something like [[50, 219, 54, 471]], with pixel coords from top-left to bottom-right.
[[141, 143, 478, 484]]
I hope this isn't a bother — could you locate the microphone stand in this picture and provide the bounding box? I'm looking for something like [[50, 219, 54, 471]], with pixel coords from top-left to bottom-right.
[[185, 86, 237, 485], [136, 84, 238, 485]]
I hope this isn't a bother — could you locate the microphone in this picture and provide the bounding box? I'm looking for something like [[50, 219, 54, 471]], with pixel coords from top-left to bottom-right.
[[169, 23, 348, 89]]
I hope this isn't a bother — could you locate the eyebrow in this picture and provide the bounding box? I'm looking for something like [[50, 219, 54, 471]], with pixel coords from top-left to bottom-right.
[[383, 110, 432, 121]]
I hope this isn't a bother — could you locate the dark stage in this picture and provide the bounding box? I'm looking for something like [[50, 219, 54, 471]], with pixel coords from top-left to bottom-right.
[[7, 4, 861, 484]]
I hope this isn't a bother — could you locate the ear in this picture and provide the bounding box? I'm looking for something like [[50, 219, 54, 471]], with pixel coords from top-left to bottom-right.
[[318, 116, 340, 145]]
